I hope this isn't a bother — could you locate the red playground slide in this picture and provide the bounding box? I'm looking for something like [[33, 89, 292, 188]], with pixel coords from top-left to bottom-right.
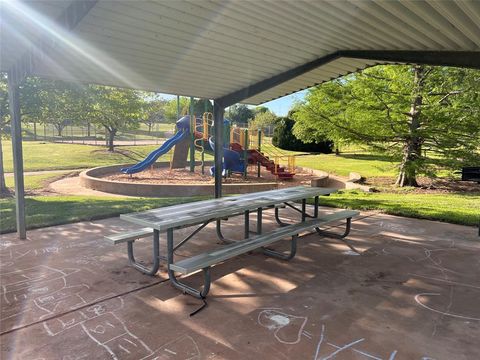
[[230, 143, 295, 179]]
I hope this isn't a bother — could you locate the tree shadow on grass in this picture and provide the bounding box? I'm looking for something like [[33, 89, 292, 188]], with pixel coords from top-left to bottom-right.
[[337, 153, 396, 162]]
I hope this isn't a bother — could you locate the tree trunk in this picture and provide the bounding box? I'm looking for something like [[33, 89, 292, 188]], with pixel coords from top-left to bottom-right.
[[87, 122, 91, 137], [106, 128, 117, 152], [396, 65, 425, 187], [148, 123, 152, 134], [0, 135, 8, 195], [56, 125, 63, 137], [33, 122, 37, 141]]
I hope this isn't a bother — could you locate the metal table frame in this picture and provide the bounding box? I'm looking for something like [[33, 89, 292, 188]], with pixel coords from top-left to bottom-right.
[[119, 186, 342, 294]]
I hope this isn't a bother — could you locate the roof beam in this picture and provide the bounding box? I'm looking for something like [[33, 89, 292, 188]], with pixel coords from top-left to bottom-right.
[[338, 50, 480, 70], [215, 53, 340, 107], [215, 50, 479, 107], [8, 0, 98, 86]]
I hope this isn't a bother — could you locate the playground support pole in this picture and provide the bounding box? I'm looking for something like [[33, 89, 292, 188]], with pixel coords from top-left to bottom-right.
[[244, 129, 248, 179], [257, 129, 261, 178], [201, 99, 208, 174], [7, 74, 26, 239], [213, 101, 224, 198], [189, 97, 195, 172], [176, 95, 180, 120]]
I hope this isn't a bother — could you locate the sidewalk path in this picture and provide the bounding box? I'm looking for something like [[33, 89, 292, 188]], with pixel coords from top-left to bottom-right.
[[4, 169, 86, 177]]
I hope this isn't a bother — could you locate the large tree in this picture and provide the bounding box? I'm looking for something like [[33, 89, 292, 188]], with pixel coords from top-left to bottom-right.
[[249, 109, 278, 130], [143, 98, 167, 133], [88, 86, 145, 151], [293, 65, 480, 186], [19, 78, 87, 137], [164, 97, 189, 122], [227, 104, 254, 125]]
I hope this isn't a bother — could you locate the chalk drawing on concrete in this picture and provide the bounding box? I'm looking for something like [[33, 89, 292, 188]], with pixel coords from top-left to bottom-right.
[[414, 293, 480, 321], [377, 221, 426, 235], [43, 297, 200, 360], [257, 309, 308, 345], [1, 265, 113, 325]]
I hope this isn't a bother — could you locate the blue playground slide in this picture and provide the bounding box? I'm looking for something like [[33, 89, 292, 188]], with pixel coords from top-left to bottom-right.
[[208, 137, 245, 176], [120, 131, 187, 174]]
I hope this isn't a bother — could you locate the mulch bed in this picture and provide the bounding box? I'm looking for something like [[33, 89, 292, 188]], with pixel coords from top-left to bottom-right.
[[364, 176, 480, 194], [104, 167, 316, 188]]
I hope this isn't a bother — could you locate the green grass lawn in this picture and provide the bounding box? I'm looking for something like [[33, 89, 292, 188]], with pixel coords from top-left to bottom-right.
[[0, 195, 203, 233], [2, 141, 168, 172], [2, 141, 213, 173], [312, 190, 480, 226], [296, 153, 398, 178], [5, 171, 71, 190]]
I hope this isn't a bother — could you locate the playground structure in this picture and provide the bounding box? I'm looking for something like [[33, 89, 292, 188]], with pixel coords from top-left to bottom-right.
[[121, 112, 296, 180]]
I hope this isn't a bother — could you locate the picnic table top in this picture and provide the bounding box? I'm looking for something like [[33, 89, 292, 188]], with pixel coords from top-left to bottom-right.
[[120, 186, 337, 231]]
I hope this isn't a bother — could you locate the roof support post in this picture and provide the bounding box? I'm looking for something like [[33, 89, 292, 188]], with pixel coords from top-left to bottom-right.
[[213, 101, 224, 198], [7, 73, 26, 239]]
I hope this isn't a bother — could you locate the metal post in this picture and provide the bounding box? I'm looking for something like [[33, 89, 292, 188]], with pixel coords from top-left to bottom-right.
[[244, 210, 250, 239], [302, 199, 306, 222], [176, 95, 180, 119], [189, 97, 195, 172], [7, 74, 26, 239], [243, 129, 248, 178], [257, 129, 261, 177], [257, 208, 262, 234], [213, 101, 224, 198]]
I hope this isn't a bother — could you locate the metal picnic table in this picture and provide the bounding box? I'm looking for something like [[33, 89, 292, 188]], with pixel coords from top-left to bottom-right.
[[116, 186, 354, 303]]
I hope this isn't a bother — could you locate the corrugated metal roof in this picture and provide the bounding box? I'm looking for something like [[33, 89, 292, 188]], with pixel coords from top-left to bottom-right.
[[1, 0, 479, 105]]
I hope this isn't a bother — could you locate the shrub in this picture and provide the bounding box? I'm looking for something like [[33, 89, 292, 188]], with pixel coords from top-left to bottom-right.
[[272, 117, 333, 153]]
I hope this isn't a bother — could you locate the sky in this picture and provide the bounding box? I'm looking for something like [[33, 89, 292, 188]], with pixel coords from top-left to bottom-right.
[[261, 89, 308, 116]]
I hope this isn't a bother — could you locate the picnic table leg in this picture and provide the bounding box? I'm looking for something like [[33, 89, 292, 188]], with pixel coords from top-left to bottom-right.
[[275, 198, 313, 227], [315, 217, 352, 239], [166, 228, 211, 298], [274, 206, 289, 227], [216, 219, 241, 243], [302, 199, 306, 222], [315, 217, 359, 253], [263, 235, 297, 260], [244, 210, 250, 239], [257, 207, 262, 234], [127, 229, 160, 276]]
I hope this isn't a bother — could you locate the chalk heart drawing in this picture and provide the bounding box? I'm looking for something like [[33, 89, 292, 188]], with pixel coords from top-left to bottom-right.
[[258, 309, 307, 345]]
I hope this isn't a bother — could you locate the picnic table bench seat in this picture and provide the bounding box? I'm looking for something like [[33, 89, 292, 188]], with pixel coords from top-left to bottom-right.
[[105, 227, 153, 244], [170, 210, 359, 275]]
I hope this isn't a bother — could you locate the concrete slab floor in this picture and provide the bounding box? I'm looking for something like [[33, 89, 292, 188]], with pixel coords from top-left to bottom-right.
[[0, 207, 479, 360]]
